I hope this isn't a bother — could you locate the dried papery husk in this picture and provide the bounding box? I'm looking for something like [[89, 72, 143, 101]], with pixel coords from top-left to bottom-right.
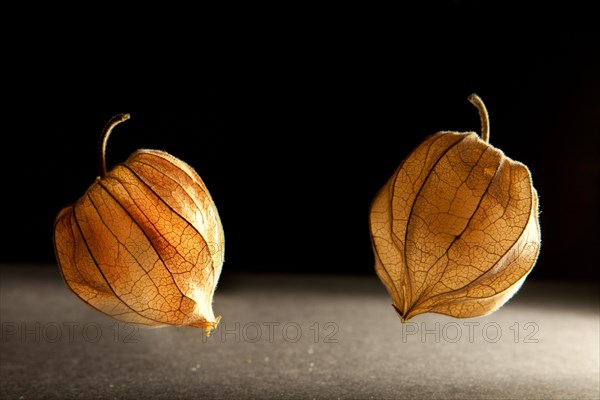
[[369, 95, 540, 322], [53, 114, 224, 335]]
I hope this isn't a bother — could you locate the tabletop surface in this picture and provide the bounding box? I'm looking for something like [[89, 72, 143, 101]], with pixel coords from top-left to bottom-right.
[[1, 265, 598, 399]]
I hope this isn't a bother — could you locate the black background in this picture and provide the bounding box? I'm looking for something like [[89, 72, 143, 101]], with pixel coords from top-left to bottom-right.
[[2, 30, 598, 281]]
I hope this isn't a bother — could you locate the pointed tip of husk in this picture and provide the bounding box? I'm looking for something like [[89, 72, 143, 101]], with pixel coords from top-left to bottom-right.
[[392, 304, 408, 323], [204, 315, 221, 337]]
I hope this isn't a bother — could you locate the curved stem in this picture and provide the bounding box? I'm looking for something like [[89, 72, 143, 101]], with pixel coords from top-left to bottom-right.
[[467, 93, 490, 143], [99, 113, 131, 178]]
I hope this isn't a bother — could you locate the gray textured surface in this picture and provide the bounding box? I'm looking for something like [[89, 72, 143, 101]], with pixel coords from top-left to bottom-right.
[[1, 265, 598, 399]]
